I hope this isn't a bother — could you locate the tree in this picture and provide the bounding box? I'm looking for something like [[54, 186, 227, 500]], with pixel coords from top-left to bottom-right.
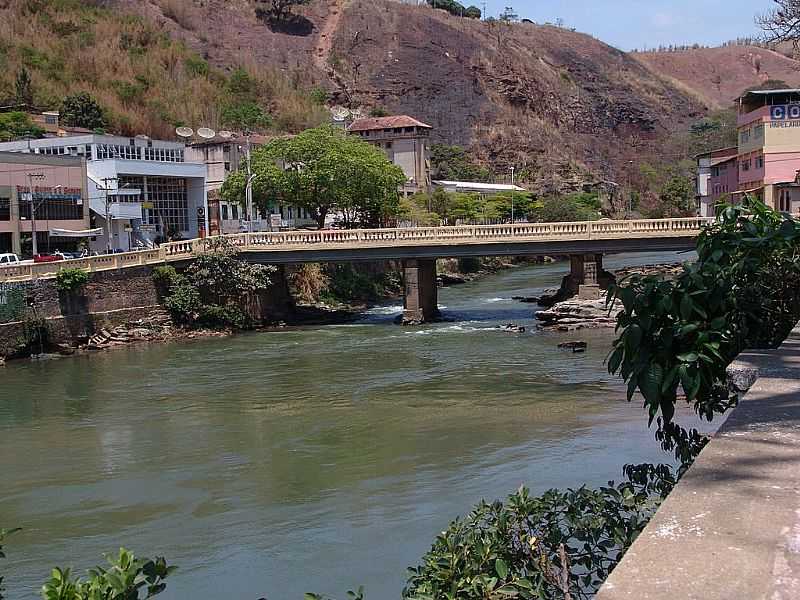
[[221, 125, 405, 229], [484, 191, 540, 221], [60, 93, 106, 130], [14, 68, 33, 107], [758, 1, 800, 53], [255, 0, 310, 23], [0, 112, 44, 142], [221, 101, 272, 131], [430, 144, 493, 182]]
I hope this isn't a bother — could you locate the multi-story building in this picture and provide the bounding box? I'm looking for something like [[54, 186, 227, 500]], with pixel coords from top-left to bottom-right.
[[696, 147, 738, 217], [0, 152, 90, 256], [348, 115, 432, 195], [0, 134, 206, 251], [735, 88, 800, 213]]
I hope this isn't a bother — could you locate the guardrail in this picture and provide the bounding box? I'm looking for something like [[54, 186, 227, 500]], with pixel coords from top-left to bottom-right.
[[0, 217, 713, 283]]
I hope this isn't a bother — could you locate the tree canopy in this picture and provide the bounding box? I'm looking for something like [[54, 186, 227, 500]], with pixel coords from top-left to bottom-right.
[[0, 112, 44, 142], [60, 92, 106, 130], [220, 125, 405, 228]]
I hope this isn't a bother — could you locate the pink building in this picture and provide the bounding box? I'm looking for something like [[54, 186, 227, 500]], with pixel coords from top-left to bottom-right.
[[0, 152, 89, 256], [736, 89, 800, 213]]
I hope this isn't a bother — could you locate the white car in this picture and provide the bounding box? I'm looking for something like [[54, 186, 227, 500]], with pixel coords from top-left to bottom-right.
[[0, 253, 21, 267]]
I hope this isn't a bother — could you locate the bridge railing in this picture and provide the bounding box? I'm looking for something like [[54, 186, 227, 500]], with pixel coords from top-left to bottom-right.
[[0, 217, 713, 282]]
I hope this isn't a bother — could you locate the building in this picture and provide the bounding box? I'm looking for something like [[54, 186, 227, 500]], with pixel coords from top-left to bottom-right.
[[432, 180, 527, 196], [735, 89, 800, 213], [0, 134, 206, 251], [0, 152, 90, 256], [348, 115, 432, 195], [696, 147, 738, 217]]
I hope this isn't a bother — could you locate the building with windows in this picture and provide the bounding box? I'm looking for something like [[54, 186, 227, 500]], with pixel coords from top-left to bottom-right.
[[734, 89, 800, 213], [0, 152, 89, 256], [696, 147, 738, 217], [348, 115, 432, 195], [0, 134, 206, 251]]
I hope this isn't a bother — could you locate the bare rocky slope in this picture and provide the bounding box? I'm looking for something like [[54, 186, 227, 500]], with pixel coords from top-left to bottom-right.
[[634, 45, 800, 109], [92, 1, 800, 189]]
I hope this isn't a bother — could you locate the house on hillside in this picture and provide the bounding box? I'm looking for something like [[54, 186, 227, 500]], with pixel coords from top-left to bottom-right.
[[733, 88, 800, 213], [347, 115, 432, 196]]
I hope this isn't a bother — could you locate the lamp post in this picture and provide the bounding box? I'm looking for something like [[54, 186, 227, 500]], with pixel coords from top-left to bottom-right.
[[244, 130, 254, 232], [510, 166, 516, 223], [26, 172, 45, 257]]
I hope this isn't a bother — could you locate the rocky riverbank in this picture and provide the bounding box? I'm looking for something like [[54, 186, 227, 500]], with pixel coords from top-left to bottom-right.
[[534, 262, 685, 331]]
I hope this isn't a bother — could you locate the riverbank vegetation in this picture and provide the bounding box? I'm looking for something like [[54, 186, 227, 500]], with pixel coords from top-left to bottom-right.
[[156, 239, 275, 329]]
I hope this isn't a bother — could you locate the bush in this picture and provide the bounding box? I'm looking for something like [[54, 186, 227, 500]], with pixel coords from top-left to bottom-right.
[[60, 92, 106, 130], [55, 268, 89, 293], [40, 548, 175, 600], [404, 483, 662, 600]]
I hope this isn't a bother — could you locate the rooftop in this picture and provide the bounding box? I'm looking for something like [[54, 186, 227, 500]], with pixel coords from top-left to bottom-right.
[[348, 116, 433, 132], [433, 180, 527, 193]]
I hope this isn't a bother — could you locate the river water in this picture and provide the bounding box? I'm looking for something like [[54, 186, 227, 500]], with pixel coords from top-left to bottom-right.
[[0, 252, 697, 600]]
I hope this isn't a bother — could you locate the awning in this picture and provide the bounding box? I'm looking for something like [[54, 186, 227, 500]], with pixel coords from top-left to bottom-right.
[[48, 228, 104, 238]]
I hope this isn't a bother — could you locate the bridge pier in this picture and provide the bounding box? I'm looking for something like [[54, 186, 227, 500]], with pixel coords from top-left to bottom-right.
[[556, 254, 616, 302], [402, 258, 439, 325]]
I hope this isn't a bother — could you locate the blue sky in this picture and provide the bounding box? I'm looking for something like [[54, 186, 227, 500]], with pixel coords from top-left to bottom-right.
[[482, 0, 774, 51]]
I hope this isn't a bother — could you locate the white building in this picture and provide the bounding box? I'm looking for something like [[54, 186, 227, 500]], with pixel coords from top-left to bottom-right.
[[0, 134, 206, 251], [348, 116, 432, 195]]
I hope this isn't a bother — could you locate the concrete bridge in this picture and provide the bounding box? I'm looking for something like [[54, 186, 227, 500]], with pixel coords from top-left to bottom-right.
[[0, 217, 711, 323]]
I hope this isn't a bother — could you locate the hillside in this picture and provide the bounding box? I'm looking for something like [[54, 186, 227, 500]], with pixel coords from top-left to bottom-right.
[[1, 0, 762, 194], [634, 45, 800, 108], [105, 0, 709, 193]]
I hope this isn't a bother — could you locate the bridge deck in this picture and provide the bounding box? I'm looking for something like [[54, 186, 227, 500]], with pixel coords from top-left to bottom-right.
[[0, 218, 711, 282]]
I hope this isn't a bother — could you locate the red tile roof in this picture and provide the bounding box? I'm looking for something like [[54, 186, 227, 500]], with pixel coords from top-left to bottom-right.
[[348, 115, 432, 132]]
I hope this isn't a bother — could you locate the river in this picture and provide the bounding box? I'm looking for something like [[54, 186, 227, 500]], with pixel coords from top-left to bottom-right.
[[0, 252, 697, 599]]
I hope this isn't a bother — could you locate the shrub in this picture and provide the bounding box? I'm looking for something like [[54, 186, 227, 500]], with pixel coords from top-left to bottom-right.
[[40, 548, 175, 600], [151, 265, 178, 296], [60, 92, 106, 130], [55, 268, 89, 293]]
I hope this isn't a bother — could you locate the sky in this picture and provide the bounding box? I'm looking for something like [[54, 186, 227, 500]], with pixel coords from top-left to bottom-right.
[[482, 0, 775, 51]]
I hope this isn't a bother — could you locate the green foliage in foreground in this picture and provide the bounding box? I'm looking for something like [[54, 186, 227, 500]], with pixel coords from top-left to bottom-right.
[[609, 197, 800, 467], [403, 479, 667, 600], [55, 268, 90, 293], [160, 239, 275, 329], [0, 111, 44, 142], [40, 548, 175, 600]]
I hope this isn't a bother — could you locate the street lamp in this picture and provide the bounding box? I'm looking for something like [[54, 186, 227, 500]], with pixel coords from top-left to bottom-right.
[[510, 167, 516, 223], [26, 172, 45, 256]]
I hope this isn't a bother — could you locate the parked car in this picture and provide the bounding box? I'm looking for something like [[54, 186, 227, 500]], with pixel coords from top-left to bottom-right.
[[0, 253, 21, 267], [33, 254, 64, 263]]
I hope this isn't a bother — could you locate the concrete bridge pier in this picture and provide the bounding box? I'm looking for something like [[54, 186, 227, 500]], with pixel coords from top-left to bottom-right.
[[402, 258, 439, 325], [561, 254, 616, 301]]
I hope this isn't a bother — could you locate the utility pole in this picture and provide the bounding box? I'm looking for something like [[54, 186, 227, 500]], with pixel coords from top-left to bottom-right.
[[245, 130, 254, 232], [101, 177, 119, 254], [27, 172, 45, 257]]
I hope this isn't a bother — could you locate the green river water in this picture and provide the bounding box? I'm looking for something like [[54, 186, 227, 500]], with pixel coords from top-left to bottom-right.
[[0, 251, 698, 599]]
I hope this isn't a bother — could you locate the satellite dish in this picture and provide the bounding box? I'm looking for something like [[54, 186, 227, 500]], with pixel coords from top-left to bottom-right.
[[175, 127, 194, 138], [197, 127, 216, 139], [218, 130, 234, 139], [331, 106, 351, 122], [136, 134, 150, 140], [350, 107, 365, 120]]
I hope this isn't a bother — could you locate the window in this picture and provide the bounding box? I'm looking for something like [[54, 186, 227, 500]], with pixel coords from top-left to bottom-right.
[[44, 114, 58, 125], [121, 175, 189, 233], [779, 189, 792, 212], [232, 205, 239, 220], [754, 124, 765, 139], [711, 166, 720, 177], [0, 197, 9, 221], [17, 190, 83, 220], [740, 128, 751, 144], [741, 159, 751, 172], [385, 142, 393, 149], [221, 204, 229, 220], [756, 156, 764, 169]]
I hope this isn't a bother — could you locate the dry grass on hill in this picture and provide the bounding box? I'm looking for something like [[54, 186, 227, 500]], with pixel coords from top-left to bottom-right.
[[0, 0, 328, 138]]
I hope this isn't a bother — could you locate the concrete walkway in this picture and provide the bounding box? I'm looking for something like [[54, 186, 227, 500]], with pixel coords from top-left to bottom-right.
[[598, 325, 800, 600]]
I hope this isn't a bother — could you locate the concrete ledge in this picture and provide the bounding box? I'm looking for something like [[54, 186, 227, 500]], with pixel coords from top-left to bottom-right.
[[598, 325, 800, 600]]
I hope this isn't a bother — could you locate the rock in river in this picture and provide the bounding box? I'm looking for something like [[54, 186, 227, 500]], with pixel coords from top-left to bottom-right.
[[535, 294, 619, 331]]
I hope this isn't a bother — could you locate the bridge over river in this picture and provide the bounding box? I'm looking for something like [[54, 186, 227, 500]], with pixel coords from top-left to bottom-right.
[[0, 217, 711, 323]]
